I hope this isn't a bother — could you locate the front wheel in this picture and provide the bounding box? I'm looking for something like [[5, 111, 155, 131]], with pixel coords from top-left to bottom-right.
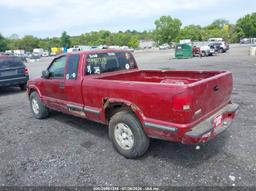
[[109, 110, 149, 159], [30, 92, 49, 119]]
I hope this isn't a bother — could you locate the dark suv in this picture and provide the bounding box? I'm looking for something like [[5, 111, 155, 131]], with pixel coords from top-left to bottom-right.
[[0, 55, 29, 90]]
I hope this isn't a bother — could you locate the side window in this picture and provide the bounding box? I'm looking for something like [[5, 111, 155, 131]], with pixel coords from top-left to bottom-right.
[[48, 56, 66, 78], [86, 53, 105, 75], [65, 54, 80, 80], [85, 52, 136, 75], [115, 52, 135, 70]]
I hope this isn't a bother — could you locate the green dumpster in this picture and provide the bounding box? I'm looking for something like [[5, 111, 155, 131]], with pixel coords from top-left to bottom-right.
[[175, 44, 192, 59]]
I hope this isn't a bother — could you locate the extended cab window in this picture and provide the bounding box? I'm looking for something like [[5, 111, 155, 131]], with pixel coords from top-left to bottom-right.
[[48, 56, 66, 78], [86, 52, 136, 75], [65, 54, 79, 80]]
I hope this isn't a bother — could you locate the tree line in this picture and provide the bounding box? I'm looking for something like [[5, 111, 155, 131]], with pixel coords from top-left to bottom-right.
[[154, 12, 256, 44], [0, 12, 255, 52]]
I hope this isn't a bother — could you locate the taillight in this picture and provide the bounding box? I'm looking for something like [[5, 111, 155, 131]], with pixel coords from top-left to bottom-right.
[[172, 91, 192, 111], [24, 67, 29, 75]]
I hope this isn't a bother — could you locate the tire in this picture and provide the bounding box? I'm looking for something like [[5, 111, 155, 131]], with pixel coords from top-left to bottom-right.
[[109, 110, 149, 159], [219, 48, 224, 53], [29, 92, 49, 119], [201, 51, 206, 57], [19, 83, 27, 91]]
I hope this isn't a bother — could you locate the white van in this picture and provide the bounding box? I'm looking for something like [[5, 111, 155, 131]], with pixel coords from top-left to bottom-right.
[[33, 48, 44, 56]]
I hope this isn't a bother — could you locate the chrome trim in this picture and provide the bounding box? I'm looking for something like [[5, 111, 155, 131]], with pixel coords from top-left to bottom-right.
[[83, 107, 100, 114], [67, 104, 83, 111], [144, 122, 177, 133]]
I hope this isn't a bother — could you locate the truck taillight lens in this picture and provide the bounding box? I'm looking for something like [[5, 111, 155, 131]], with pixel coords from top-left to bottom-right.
[[172, 91, 192, 111], [24, 67, 29, 75]]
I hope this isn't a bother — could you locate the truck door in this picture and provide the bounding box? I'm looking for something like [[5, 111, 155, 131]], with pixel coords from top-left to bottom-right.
[[64, 54, 85, 117], [42, 55, 66, 111]]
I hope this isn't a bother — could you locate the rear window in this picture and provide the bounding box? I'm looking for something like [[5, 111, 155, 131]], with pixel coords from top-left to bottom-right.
[[86, 52, 136, 75], [0, 59, 24, 69]]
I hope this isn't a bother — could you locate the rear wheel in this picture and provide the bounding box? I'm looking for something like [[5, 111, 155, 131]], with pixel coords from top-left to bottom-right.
[[30, 92, 49, 119], [109, 110, 149, 158], [201, 51, 206, 57]]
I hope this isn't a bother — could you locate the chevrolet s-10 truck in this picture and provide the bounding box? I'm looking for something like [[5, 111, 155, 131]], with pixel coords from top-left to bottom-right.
[[27, 49, 239, 158]]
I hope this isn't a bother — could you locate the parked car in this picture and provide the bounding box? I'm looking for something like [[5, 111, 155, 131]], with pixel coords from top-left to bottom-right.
[[208, 42, 221, 53], [0, 55, 29, 90], [239, 38, 256, 44], [159, 44, 170, 50], [207, 39, 229, 53], [240, 38, 251, 44], [193, 42, 215, 57], [27, 49, 239, 158], [42, 51, 49, 57], [33, 48, 44, 56], [120, 46, 135, 52], [30, 54, 41, 60], [218, 41, 229, 53], [200, 45, 215, 56]]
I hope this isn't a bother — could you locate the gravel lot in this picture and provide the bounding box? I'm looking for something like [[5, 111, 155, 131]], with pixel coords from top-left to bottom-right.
[[0, 45, 256, 186]]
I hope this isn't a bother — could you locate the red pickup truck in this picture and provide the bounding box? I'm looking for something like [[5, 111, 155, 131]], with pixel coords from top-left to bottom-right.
[[27, 49, 239, 158]]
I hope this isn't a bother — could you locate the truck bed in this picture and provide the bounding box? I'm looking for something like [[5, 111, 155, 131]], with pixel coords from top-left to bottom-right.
[[88, 69, 233, 125], [96, 70, 226, 85]]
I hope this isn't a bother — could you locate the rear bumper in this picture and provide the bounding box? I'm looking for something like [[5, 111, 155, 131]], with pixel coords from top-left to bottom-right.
[[209, 49, 215, 54], [0, 76, 29, 87], [182, 103, 239, 144], [144, 103, 239, 144]]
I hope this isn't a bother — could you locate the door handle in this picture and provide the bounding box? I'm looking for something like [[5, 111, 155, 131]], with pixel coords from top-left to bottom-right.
[[59, 82, 64, 89]]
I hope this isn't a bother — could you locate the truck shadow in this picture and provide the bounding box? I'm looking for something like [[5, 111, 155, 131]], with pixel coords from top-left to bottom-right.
[[0, 87, 25, 97], [145, 133, 229, 168], [50, 111, 109, 139], [50, 111, 228, 168]]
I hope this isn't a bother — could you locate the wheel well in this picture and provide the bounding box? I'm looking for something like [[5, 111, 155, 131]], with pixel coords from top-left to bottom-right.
[[28, 88, 37, 96], [105, 102, 134, 122]]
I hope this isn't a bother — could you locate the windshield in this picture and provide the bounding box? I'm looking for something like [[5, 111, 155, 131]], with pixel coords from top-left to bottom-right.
[[86, 52, 136, 75]]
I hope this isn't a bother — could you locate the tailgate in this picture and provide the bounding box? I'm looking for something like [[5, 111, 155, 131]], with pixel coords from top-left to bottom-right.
[[189, 71, 233, 121], [0, 59, 26, 81], [0, 66, 25, 80]]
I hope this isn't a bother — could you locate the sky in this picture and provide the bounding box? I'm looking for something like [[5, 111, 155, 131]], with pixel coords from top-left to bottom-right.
[[0, 0, 255, 38]]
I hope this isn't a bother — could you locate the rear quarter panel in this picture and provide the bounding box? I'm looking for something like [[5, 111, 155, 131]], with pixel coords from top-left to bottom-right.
[[82, 77, 186, 123]]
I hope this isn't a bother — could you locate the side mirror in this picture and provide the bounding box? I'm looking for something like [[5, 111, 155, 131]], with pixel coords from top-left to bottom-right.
[[42, 70, 50, 79]]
